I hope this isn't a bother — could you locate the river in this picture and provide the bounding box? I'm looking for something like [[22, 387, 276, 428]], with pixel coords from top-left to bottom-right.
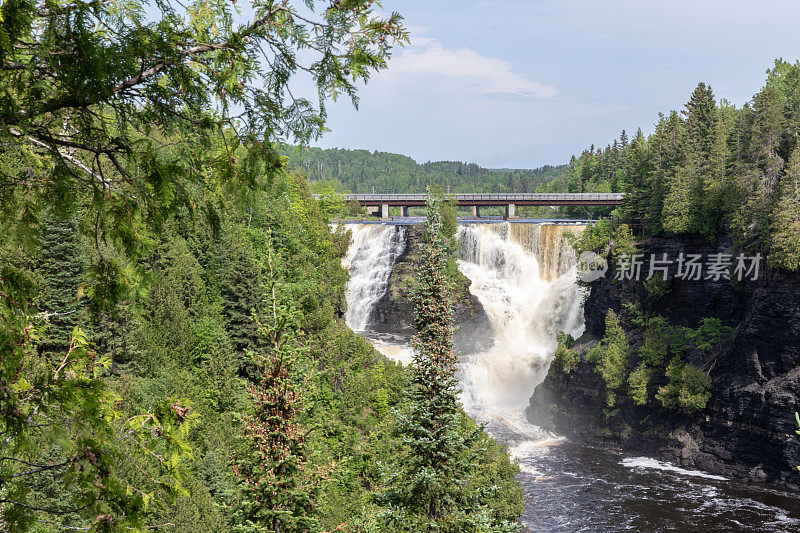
[[339, 219, 800, 532]]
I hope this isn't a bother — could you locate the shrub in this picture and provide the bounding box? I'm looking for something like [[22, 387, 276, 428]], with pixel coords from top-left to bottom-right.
[[628, 362, 650, 405], [552, 332, 580, 374], [656, 357, 712, 414], [677, 364, 713, 413], [639, 316, 669, 366], [685, 318, 732, 353], [644, 273, 670, 302], [595, 310, 630, 407]]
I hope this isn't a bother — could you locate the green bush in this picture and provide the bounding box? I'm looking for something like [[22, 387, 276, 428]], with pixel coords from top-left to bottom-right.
[[628, 362, 650, 406], [552, 332, 580, 374], [595, 310, 630, 407], [644, 273, 670, 302], [639, 316, 669, 366], [656, 357, 712, 414]]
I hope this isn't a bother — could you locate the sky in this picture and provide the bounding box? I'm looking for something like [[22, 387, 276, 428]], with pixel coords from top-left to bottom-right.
[[305, 0, 800, 169]]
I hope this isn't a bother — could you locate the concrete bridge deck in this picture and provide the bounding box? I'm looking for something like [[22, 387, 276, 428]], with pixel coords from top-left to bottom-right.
[[318, 192, 624, 220]]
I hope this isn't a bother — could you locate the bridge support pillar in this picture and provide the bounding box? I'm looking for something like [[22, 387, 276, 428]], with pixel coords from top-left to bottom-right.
[[471, 205, 481, 218], [504, 203, 518, 221], [366, 206, 379, 217], [380, 204, 392, 221], [400, 206, 410, 217]]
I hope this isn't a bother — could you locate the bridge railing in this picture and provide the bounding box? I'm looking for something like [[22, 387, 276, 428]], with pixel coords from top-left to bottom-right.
[[333, 193, 624, 202]]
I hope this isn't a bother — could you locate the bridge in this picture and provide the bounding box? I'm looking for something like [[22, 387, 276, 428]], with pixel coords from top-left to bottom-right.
[[327, 193, 624, 220]]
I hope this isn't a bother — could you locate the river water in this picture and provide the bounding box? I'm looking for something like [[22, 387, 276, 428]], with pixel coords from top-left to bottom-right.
[[339, 220, 800, 532]]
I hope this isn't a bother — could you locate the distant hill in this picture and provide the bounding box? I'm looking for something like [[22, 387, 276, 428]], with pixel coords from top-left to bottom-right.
[[280, 146, 566, 193]]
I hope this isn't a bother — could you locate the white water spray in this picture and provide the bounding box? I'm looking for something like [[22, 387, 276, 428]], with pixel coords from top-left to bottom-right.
[[455, 222, 585, 420], [342, 224, 406, 331]]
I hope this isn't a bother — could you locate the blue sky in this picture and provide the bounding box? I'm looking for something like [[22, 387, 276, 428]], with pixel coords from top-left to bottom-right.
[[309, 0, 800, 169]]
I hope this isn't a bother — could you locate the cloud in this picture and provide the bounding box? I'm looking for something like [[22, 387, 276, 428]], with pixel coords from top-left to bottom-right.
[[379, 37, 557, 99]]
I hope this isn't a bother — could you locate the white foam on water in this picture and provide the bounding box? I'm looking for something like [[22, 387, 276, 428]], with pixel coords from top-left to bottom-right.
[[620, 457, 728, 480], [371, 340, 414, 366]]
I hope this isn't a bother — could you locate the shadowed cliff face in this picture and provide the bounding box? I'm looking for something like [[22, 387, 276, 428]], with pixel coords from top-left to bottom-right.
[[368, 224, 495, 354], [527, 234, 800, 491]]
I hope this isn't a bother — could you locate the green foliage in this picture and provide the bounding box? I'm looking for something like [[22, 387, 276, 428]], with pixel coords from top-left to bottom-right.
[[639, 316, 669, 366], [644, 273, 670, 303], [796, 412, 800, 472], [283, 146, 565, 194], [1, 325, 198, 531], [628, 362, 651, 406], [231, 241, 321, 532], [685, 318, 732, 354], [552, 332, 580, 374], [656, 358, 712, 414], [594, 310, 630, 407], [1, 0, 407, 250], [570, 218, 636, 264], [769, 145, 800, 270], [378, 194, 520, 532]]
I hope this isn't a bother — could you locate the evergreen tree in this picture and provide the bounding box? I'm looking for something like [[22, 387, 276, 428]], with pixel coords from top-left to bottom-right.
[[232, 240, 322, 532], [769, 145, 800, 270], [683, 82, 718, 234], [379, 194, 517, 532], [622, 129, 652, 222], [37, 212, 89, 357]]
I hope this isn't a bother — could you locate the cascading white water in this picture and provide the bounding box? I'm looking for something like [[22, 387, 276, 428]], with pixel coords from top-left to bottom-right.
[[455, 222, 586, 424], [341, 224, 406, 331], [340, 220, 585, 439]]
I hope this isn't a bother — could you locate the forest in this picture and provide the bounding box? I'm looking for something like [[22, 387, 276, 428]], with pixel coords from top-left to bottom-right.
[[0, 1, 522, 531], [282, 146, 565, 194], [541, 59, 800, 269]]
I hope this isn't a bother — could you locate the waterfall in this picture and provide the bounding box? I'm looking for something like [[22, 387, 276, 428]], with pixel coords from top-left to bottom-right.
[[456, 222, 586, 417], [342, 224, 406, 331], [340, 220, 586, 431]]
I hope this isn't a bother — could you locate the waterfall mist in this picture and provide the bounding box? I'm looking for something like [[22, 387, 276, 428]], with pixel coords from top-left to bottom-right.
[[455, 223, 585, 419]]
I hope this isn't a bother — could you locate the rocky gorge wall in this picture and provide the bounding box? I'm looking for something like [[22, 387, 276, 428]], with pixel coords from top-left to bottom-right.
[[526, 234, 800, 490], [368, 224, 495, 354]]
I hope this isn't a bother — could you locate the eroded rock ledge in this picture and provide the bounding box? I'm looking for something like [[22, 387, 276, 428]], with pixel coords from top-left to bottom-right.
[[369, 224, 494, 355]]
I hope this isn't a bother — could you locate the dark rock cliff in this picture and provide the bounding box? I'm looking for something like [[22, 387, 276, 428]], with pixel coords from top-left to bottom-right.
[[369, 224, 494, 354], [527, 234, 800, 490]]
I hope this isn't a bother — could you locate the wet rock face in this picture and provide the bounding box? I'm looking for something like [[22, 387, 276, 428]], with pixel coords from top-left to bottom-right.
[[527, 234, 800, 491], [368, 224, 494, 355]]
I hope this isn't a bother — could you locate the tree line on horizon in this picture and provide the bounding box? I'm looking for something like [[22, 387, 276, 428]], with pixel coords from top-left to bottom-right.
[[282, 146, 565, 194], [540, 59, 800, 270]]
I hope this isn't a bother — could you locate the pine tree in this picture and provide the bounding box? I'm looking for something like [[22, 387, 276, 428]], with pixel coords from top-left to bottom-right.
[[769, 145, 800, 270], [37, 212, 89, 357], [683, 83, 718, 234], [378, 194, 517, 532], [232, 240, 322, 533], [622, 129, 652, 223], [734, 86, 786, 249]]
